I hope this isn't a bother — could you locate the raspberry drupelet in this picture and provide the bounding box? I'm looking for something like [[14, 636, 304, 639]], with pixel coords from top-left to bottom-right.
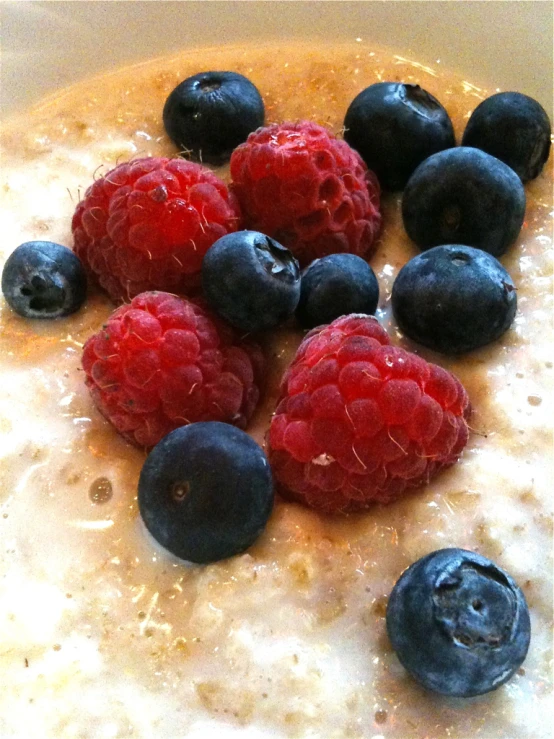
[[72, 157, 241, 303], [82, 292, 264, 448], [268, 314, 471, 512], [230, 121, 382, 266]]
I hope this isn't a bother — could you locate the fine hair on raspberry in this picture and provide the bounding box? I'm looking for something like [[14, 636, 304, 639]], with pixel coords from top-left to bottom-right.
[[82, 291, 264, 448], [72, 157, 241, 303], [268, 314, 471, 512], [230, 121, 381, 266]]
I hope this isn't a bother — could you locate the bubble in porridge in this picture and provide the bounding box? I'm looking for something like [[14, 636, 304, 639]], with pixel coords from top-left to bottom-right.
[[88, 477, 113, 504]]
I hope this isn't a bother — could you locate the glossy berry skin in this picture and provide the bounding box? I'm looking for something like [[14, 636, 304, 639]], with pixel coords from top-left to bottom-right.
[[163, 71, 265, 165], [203, 230, 300, 333], [72, 157, 241, 303], [386, 548, 531, 697], [268, 314, 470, 513], [1, 241, 87, 319], [230, 121, 382, 267], [462, 92, 551, 182], [392, 245, 517, 354], [138, 422, 274, 564], [296, 253, 379, 329], [344, 82, 455, 191], [402, 147, 526, 258], [82, 292, 264, 449]]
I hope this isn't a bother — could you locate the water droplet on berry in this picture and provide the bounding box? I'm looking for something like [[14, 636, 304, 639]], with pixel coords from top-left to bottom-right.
[[150, 185, 168, 203]]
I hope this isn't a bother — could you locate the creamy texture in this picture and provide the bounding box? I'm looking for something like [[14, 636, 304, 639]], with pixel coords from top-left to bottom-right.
[[0, 42, 552, 739]]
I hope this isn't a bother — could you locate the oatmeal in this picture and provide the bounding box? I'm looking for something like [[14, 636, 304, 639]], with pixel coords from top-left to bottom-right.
[[0, 42, 552, 738]]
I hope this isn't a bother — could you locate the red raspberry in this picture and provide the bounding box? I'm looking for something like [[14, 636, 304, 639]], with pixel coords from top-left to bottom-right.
[[82, 291, 264, 448], [230, 121, 381, 266], [72, 157, 241, 303], [267, 314, 471, 513]]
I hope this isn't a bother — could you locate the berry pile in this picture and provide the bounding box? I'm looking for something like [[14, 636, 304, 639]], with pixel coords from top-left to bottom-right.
[[268, 315, 470, 512], [1, 62, 549, 640], [1, 59, 545, 696]]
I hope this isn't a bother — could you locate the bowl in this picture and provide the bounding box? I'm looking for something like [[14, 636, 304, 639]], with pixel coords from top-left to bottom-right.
[[0, 3, 552, 739], [1, 0, 552, 115]]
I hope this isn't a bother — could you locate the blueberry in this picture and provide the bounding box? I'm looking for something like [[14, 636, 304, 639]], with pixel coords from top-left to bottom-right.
[[296, 253, 379, 329], [402, 147, 526, 258], [386, 548, 531, 697], [138, 422, 274, 564], [163, 71, 264, 165], [344, 82, 455, 191], [391, 245, 517, 354], [462, 92, 552, 182], [1, 240, 87, 319], [202, 230, 300, 333]]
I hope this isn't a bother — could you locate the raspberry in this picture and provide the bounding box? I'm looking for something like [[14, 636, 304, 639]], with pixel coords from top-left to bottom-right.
[[267, 314, 471, 512], [72, 157, 241, 303], [230, 121, 381, 266], [82, 291, 264, 448]]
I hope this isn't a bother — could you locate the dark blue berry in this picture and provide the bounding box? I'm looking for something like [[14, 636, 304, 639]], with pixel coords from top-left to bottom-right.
[[386, 548, 531, 697], [202, 230, 300, 333], [402, 147, 526, 258], [344, 82, 455, 191], [163, 71, 264, 165], [296, 253, 379, 329], [138, 422, 274, 564], [391, 245, 517, 354], [462, 92, 551, 182], [1, 241, 87, 319]]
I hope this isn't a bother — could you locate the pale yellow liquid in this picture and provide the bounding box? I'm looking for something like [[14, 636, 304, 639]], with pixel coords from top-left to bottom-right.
[[0, 42, 552, 739]]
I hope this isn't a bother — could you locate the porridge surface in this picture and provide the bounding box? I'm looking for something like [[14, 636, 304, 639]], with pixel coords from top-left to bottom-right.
[[0, 42, 552, 739]]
